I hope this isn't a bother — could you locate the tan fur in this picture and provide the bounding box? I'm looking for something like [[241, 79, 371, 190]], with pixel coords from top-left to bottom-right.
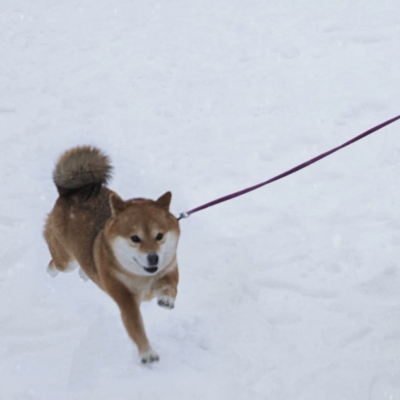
[[44, 147, 180, 363]]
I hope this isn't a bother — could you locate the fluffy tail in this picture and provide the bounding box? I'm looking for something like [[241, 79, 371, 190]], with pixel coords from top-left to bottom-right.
[[53, 146, 112, 198]]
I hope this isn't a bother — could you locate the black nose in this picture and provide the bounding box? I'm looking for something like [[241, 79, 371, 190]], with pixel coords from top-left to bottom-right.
[[147, 253, 159, 266]]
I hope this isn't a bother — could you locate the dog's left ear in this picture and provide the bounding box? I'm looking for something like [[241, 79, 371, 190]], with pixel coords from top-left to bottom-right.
[[156, 191, 172, 211], [109, 193, 126, 216]]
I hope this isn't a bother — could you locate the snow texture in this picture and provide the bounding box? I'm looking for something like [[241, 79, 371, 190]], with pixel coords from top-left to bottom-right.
[[1, 1, 400, 399]]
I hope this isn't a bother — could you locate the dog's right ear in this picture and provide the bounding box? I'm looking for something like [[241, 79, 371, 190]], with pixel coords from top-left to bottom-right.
[[156, 191, 172, 211], [109, 193, 126, 216]]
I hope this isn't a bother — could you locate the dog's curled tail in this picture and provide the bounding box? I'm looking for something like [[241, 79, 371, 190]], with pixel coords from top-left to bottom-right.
[[53, 146, 112, 198]]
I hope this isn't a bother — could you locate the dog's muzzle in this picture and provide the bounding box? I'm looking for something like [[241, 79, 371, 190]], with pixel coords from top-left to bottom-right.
[[144, 252, 159, 273]]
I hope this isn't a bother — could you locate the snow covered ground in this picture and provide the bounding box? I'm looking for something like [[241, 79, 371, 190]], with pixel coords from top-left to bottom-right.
[[1, 0, 400, 399]]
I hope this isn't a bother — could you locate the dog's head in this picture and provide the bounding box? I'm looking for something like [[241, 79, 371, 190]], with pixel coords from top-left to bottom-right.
[[105, 192, 180, 276]]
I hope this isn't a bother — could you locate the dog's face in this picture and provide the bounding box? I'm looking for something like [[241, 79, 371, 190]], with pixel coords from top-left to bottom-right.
[[106, 192, 180, 276]]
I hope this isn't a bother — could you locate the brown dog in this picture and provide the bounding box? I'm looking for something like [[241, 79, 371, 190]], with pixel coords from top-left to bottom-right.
[[43, 146, 180, 363]]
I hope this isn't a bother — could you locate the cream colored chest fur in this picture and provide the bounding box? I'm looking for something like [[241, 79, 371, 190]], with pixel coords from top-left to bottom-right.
[[112, 270, 156, 302]]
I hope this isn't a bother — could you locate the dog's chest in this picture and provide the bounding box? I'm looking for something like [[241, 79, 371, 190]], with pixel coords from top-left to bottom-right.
[[113, 270, 155, 301]]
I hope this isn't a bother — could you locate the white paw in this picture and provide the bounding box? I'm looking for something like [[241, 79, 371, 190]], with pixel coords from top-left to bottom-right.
[[47, 261, 59, 277], [157, 295, 175, 309], [78, 268, 89, 282], [140, 348, 160, 364]]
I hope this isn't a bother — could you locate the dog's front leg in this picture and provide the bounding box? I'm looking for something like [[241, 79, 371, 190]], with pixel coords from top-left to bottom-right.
[[154, 267, 179, 309], [106, 280, 159, 363], [120, 302, 159, 364]]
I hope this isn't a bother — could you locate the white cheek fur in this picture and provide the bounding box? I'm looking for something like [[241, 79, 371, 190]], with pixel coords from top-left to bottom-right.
[[159, 232, 179, 266], [111, 237, 150, 276]]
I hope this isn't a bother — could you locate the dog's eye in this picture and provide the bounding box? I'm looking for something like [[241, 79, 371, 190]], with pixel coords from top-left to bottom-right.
[[131, 235, 141, 243], [155, 233, 164, 241]]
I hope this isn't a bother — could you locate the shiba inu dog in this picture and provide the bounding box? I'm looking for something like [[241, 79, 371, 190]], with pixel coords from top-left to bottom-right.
[[43, 146, 180, 363]]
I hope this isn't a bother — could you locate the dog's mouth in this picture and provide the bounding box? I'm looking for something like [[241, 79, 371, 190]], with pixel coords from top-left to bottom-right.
[[133, 258, 159, 274], [143, 266, 158, 274]]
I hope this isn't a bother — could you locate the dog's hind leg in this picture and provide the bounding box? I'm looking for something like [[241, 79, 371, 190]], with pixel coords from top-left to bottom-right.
[[47, 260, 60, 277], [44, 231, 76, 277], [46, 253, 78, 277]]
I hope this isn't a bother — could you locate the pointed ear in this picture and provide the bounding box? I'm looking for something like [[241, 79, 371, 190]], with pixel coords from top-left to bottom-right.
[[156, 191, 172, 211], [109, 193, 126, 216]]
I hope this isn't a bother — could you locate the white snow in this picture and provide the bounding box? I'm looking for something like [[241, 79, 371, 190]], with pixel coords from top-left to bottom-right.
[[1, 0, 400, 399]]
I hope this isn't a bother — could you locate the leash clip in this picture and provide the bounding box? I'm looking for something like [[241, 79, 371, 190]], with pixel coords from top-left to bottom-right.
[[177, 211, 190, 221]]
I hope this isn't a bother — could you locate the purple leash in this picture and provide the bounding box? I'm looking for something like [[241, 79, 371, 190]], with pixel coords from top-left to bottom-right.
[[178, 114, 400, 221]]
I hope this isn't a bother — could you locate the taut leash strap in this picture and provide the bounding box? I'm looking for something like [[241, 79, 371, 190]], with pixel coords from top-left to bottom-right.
[[178, 114, 400, 221]]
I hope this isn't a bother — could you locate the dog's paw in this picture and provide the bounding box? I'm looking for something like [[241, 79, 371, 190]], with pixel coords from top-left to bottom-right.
[[140, 348, 160, 364], [78, 268, 89, 282], [47, 261, 59, 278], [157, 296, 175, 309]]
